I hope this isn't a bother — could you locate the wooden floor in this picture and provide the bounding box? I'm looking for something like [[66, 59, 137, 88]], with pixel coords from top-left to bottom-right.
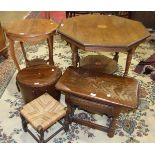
[[0, 11, 29, 26]]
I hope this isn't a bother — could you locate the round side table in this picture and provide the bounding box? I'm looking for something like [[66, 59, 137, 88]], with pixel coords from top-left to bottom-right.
[[16, 64, 62, 103]]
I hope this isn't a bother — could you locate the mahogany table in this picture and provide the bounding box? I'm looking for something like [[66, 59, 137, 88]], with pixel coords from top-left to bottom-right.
[[55, 66, 139, 137], [4, 19, 57, 71], [58, 14, 150, 76]]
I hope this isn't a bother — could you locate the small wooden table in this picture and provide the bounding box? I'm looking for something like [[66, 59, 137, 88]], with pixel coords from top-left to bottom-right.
[[58, 14, 150, 76], [4, 19, 57, 71], [55, 66, 139, 137]]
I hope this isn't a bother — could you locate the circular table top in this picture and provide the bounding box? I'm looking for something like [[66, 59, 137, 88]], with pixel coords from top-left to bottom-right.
[[4, 19, 58, 39], [58, 14, 150, 49], [16, 64, 62, 87], [80, 55, 117, 74]]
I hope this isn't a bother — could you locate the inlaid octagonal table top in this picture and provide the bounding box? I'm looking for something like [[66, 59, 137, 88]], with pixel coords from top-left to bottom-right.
[[58, 14, 150, 50]]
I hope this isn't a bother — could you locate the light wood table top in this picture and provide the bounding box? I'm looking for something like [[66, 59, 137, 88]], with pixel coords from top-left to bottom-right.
[[4, 19, 57, 42]]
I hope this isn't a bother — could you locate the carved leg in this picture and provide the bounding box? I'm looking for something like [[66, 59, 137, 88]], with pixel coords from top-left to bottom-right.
[[8, 39, 20, 71], [107, 116, 118, 138], [47, 36, 54, 65], [70, 44, 79, 67], [20, 113, 28, 132], [124, 48, 136, 77], [113, 52, 119, 62]]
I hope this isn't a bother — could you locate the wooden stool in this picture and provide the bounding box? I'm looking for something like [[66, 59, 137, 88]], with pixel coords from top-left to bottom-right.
[[16, 64, 62, 103], [55, 66, 139, 138], [20, 93, 68, 143]]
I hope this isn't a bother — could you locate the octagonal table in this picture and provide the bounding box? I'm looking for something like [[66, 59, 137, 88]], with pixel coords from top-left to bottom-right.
[[58, 14, 150, 76]]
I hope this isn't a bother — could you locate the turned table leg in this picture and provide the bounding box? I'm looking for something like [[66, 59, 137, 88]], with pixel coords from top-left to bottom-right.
[[3, 48, 9, 59], [124, 48, 136, 77], [113, 52, 119, 62], [8, 39, 20, 71], [70, 44, 79, 68], [20, 42, 29, 67], [47, 36, 54, 65], [107, 116, 118, 137], [107, 108, 121, 138], [64, 106, 72, 132]]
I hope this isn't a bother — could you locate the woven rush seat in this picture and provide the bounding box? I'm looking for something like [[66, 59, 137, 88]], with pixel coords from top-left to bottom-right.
[[20, 93, 68, 143]]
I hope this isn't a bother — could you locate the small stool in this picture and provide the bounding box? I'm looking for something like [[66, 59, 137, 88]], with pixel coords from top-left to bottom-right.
[[55, 66, 139, 138], [20, 93, 68, 143], [16, 64, 62, 103]]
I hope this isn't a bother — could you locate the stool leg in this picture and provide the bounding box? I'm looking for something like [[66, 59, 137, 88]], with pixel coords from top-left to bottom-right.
[[63, 105, 74, 132], [20, 113, 28, 132], [107, 116, 118, 138], [68, 105, 76, 123], [39, 128, 44, 143], [64, 115, 70, 132]]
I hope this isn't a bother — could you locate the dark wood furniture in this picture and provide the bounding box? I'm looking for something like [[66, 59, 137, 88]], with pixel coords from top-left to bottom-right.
[[20, 93, 68, 143], [55, 66, 139, 137], [16, 64, 62, 103], [66, 11, 91, 18], [5, 19, 62, 103], [66, 11, 131, 19], [130, 11, 155, 30], [4, 19, 58, 71], [58, 14, 150, 76], [0, 22, 8, 59], [80, 55, 117, 74]]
